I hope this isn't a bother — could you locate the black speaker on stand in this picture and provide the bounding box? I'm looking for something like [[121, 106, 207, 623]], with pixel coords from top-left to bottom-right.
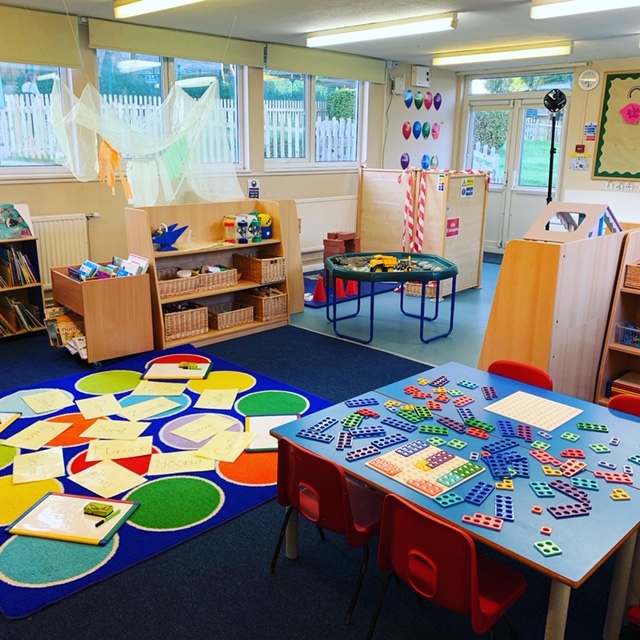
[[543, 89, 567, 206]]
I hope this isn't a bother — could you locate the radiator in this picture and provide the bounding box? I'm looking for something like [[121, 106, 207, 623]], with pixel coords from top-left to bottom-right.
[[31, 214, 90, 290], [295, 196, 357, 271]]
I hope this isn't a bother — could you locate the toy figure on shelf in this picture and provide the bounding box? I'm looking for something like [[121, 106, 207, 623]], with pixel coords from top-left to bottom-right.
[[248, 216, 262, 243], [258, 213, 273, 239], [236, 217, 248, 244], [152, 222, 187, 251]]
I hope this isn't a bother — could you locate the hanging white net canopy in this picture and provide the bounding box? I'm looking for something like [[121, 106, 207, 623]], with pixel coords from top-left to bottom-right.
[[50, 78, 244, 206]]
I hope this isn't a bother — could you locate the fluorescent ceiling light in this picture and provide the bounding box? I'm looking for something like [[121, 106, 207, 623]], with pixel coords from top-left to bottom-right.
[[114, 0, 206, 19], [531, 0, 640, 19], [307, 12, 457, 48], [432, 43, 572, 66]]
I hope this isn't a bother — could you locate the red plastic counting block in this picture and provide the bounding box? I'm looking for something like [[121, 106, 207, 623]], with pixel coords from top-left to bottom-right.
[[531, 505, 543, 515], [529, 450, 563, 466], [559, 448, 586, 459], [466, 427, 490, 440], [462, 513, 504, 531], [540, 526, 552, 536], [593, 471, 633, 484], [560, 459, 587, 477]]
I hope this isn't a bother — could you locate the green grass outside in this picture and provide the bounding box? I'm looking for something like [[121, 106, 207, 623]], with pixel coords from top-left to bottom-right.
[[492, 139, 560, 188]]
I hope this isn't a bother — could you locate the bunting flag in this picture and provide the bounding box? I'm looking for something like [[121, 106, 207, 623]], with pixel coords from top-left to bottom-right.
[[413, 170, 426, 253], [399, 169, 414, 252]]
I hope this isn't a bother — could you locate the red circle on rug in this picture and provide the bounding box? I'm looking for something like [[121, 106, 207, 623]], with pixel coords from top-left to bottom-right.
[[46, 414, 97, 448], [218, 450, 277, 486], [67, 446, 160, 476], [146, 353, 211, 366]]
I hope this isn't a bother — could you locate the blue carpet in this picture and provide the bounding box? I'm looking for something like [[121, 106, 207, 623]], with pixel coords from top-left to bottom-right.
[[0, 344, 329, 619]]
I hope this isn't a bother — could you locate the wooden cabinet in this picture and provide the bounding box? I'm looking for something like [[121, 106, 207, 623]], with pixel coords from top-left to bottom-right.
[[0, 236, 46, 338], [125, 199, 302, 350], [51, 267, 154, 364], [595, 229, 640, 404]]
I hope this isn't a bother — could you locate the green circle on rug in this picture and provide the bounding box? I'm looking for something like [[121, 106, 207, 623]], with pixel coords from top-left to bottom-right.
[[75, 370, 142, 395], [126, 477, 223, 530], [0, 444, 17, 471], [0, 535, 116, 586], [235, 390, 309, 417]]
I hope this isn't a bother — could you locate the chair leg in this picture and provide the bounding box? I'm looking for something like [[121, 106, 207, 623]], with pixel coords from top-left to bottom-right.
[[269, 506, 294, 574], [344, 542, 369, 625], [504, 613, 519, 640], [365, 571, 394, 640], [316, 525, 326, 541]]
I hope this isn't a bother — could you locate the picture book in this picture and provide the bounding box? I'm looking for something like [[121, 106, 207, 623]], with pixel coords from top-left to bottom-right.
[[142, 361, 212, 380], [245, 414, 299, 452], [6, 492, 140, 546]]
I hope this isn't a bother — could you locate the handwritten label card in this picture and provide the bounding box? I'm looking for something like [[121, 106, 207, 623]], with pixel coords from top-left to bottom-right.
[[22, 390, 74, 414], [85, 436, 153, 462], [131, 381, 188, 397], [12, 447, 65, 484], [147, 451, 217, 475], [76, 394, 122, 420], [194, 388, 238, 410], [171, 414, 238, 443], [119, 397, 180, 421], [68, 459, 147, 498], [1, 420, 73, 450], [80, 419, 150, 441], [195, 431, 255, 463]]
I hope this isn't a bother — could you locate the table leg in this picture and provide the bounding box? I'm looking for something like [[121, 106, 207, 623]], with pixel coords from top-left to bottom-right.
[[625, 530, 640, 609], [545, 580, 571, 640], [603, 530, 637, 639], [285, 509, 299, 559]]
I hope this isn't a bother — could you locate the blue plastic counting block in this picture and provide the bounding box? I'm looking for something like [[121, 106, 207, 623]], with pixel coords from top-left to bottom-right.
[[371, 433, 408, 449], [434, 492, 465, 508], [495, 495, 514, 522], [349, 425, 387, 439], [344, 397, 379, 408], [457, 407, 475, 421], [497, 420, 517, 438], [396, 439, 430, 457], [345, 445, 380, 462], [464, 481, 494, 505], [381, 416, 417, 433], [335, 432, 353, 451], [297, 429, 334, 444], [481, 439, 518, 454], [310, 417, 338, 432]]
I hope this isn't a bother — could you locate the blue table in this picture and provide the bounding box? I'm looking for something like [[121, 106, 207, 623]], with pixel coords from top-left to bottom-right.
[[323, 252, 458, 344], [271, 362, 640, 640]]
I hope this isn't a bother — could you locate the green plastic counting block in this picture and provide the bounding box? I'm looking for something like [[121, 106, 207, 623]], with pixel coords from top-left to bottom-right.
[[589, 443, 611, 454], [531, 440, 550, 451], [464, 418, 495, 432], [577, 422, 609, 433], [448, 388, 464, 396], [414, 406, 433, 419], [341, 414, 363, 428], [453, 461, 484, 478], [446, 439, 468, 450], [397, 409, 423, 423], [427, 436, 447, 447], [418, 424, 448, 435], [535, 540, 562, 557], [560, 432, 580, 442]]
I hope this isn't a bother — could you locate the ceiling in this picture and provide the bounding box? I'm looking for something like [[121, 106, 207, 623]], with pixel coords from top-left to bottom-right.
[[5, 0, 640, 72]]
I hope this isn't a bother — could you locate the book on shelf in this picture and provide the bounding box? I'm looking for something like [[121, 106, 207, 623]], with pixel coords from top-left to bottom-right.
[[65, 336, 88, 360], [0, 296, 43, 332], [44, 307, 85, 347], [78, 260, 100, 280]]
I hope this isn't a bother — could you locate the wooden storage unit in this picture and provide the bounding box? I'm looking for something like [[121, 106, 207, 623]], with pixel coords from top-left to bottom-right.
[[125, 199, 302, 349], [51, 267, 154, 364], [595, 229, 640, 405], [0, 236, 46, 338], [478, 202, 625, 402], [357, 168, 488, 294]]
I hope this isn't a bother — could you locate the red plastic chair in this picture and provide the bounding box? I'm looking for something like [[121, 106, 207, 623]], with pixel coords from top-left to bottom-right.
[[488, 359, 554, 391], [608, 394, 640, 418], [270, 438, 383, 624], [366, 494, 526, 639]]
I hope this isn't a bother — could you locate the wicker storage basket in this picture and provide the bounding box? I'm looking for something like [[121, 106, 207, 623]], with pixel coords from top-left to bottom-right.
[[237, 288, 288, 321], [163, 302, 208, 341], [232, 253, 285, 284], [405, 281, 437, 298], [624, 263, 640, 289], [208, 302, 254, 330], [157, 268, 238, 298]]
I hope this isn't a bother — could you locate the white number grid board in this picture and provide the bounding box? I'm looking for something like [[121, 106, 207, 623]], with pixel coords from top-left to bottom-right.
[[484, 391, 583, 431]]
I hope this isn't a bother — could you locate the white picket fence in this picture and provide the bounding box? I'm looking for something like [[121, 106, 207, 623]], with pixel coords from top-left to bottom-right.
[[0, 94, 354, 164]]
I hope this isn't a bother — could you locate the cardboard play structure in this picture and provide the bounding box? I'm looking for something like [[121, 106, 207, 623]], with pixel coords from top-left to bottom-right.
[[478, 202, 625, 401]]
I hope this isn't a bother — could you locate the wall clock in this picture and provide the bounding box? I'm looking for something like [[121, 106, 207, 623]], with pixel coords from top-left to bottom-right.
[[578, 69, 600, 91]]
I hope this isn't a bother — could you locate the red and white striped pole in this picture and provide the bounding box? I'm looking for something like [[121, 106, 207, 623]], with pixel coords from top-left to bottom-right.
[[412, 170, 426, 253], [399, 169, 414, 252]]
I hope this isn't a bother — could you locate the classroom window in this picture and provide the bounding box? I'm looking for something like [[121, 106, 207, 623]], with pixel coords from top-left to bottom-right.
[[263, 70, 361, 165], [0, 61, 69, 169]]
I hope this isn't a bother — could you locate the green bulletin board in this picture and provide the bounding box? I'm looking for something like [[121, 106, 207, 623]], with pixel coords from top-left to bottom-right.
[[593, 71, 640, 180]]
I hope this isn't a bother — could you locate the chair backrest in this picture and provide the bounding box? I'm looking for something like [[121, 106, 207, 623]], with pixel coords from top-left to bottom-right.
[[608, 394, 640, 418], [276, 438, 360, 545], [488, 359, 554, 390], [377, 494, 479, 620]]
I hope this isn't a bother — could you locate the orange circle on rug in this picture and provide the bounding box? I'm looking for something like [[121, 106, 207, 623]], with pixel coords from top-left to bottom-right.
[[189, 371, 256, 394], [0, 476, 63, 526], [46, 414, 96, 448], [217, 450, 277, 486], [146, 353, 211, 366], [67, 446, 160, 477]]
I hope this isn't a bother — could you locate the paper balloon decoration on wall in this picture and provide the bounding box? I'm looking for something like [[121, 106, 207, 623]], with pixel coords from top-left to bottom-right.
[[434, 93, 442, 110], [424, 91, 433, 110], [402, 121, 411, 140], [400, 153, 410, 169], [421, 154, 431, 170], [412, 121, 422, 139], [404, 89, 413, 108], [414, 91, 423, 110], [431, 122, 441, 140], [422, 122, 431, 139]]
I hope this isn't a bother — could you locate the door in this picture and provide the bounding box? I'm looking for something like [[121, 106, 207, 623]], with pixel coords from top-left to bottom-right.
[[465, 97, 567, 252]]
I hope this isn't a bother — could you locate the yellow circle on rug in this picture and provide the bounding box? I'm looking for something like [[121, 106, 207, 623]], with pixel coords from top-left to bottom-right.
[[0, 476, 63, 526], [75, 370, 142, 395], [189, 370, 256, 394]]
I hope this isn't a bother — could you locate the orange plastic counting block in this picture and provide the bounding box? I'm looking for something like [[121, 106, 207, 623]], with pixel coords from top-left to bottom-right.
[[462, 513, 504, 531], [531, 505, 543, 515], [540, 526, 552, 535]]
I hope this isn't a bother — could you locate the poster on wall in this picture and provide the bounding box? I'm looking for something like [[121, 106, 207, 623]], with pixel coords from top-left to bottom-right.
[[593, 71, 640, 180], [0, 203, 33, 239]]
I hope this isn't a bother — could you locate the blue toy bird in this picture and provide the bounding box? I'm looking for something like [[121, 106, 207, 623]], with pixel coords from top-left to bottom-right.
[[152, 223, 188, 251]]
